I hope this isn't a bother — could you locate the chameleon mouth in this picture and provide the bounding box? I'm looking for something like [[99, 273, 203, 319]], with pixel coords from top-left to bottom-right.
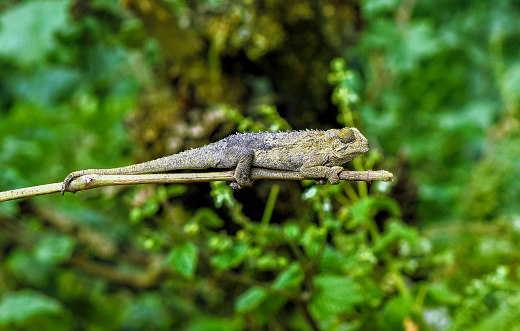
[[351, 151, 365, 159], [351, 143, 370, 158], [339, 144, 369, 156]]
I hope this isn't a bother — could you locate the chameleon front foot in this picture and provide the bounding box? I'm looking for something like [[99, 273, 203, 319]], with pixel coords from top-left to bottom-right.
[[229, 182, 242, 189], [301, 165, 344, 186], [229, 176, 254, 190], [326, 166, 343, 185]]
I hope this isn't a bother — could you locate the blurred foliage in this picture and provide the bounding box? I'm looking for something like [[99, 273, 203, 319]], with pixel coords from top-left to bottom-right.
[[1, 0, 520, 330]]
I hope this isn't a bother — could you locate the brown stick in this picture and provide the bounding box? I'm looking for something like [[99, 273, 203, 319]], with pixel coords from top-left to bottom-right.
[[0, 169, 393, 202]]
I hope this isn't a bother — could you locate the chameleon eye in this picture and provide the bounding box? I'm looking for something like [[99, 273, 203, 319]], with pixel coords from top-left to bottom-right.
[[338, 128, 355, 144]]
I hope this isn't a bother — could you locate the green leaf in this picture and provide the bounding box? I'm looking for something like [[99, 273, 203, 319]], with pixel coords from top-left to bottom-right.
[[299, 225, 326, 258], [310, 275, 363, 318], [186, 318, 236, 331], [190, 208, 224, 229], [272, 263, 304, 291], [346, 196, 374, 229], [0, 290, 62, 325], [211, 243, 248, 271], [378, 296, 414, 331], [282, 222, 300, 241], [250, 293, 287, 325], [235, 286, 268, 313], [8, 66, 81, 108], [319, 245, 348, 274], [0, 1, 71, 67], [427, 283, 462, 306], [167, 242, 199, 279], [5, 249, 51, 286], [121, 293, 170, 330], [0, 200, 18, 217], [371, 196, 402, 218], [372, 220, 422, 255], [256, 252, 279, 270], [347, 196, 400, 230], [362, 0, 400, 18], [34, 235, 75, 265], [361, 20, 440, 73], [470, 294, 520, 331], [165, 184, 188, 197]]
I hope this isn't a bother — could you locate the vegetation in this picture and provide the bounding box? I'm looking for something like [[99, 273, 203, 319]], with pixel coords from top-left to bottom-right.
[[0, 0, 519, 330]]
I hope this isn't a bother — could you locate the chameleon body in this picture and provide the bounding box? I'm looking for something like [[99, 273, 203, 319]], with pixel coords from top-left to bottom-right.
[[61, 127, 369, 194]]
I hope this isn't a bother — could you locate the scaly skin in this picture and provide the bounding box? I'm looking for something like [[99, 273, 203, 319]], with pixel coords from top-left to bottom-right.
[[61, 127, 369, 194]]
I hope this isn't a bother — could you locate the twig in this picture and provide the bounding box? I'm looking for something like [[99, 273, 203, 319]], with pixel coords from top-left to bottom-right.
[[299, 301, 321, 331], [0, 169, 393, 202]]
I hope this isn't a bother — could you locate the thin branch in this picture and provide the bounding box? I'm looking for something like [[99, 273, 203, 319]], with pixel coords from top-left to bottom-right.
[[298, 301, 321, 331], [0, 169, 393, 202], [68, 255, 163, 288]]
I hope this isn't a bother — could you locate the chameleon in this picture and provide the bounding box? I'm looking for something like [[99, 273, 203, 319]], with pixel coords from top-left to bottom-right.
[[61, 127, 369, 194]]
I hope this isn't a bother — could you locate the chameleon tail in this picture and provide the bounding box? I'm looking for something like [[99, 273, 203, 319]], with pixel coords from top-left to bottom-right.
[[61, 147, 217, 194]]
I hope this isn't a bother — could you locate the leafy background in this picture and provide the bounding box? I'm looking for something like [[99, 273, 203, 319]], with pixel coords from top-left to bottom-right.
[[1, 0, 520, 330]]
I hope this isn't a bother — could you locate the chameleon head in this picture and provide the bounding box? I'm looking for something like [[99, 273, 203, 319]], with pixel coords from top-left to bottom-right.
[[326, 127, 369, 165]]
